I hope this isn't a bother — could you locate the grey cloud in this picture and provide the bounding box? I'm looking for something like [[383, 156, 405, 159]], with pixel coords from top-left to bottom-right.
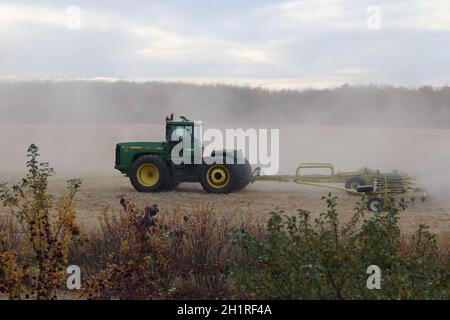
[[0, 1, 449, 87]]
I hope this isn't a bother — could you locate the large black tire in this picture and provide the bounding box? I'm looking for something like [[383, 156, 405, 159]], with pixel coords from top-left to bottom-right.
[[234, 160, 252, 191], [129, 155, 170, 192], [345, 176, 365, 190], [200, 163, 238, 194]]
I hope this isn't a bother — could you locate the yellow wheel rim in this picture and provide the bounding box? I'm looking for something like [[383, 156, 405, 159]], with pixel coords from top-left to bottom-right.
[[137, 163, 160, 187], [206, 165, 230, 189]]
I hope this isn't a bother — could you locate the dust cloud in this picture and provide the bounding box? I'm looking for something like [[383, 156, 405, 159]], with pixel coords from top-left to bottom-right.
[[1, 81, 450, 207]]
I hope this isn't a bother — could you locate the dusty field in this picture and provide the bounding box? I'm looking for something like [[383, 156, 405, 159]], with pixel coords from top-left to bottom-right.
[[45, 175, 450, 234], [1, 124, 450, 234]]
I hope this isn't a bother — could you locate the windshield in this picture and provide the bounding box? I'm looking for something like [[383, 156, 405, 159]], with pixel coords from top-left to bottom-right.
[[168, 125, 193, 142]]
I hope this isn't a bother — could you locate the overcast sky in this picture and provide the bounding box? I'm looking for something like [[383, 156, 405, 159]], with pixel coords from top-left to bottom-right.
[[0, 0, 449, 88]]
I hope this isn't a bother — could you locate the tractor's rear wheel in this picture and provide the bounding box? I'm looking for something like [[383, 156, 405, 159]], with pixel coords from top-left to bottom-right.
[[200, 164, 237, 194], [130, 155, 169, 192]]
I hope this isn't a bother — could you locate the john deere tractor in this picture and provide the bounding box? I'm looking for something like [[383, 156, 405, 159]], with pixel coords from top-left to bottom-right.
[[114, 115, 252, 193]]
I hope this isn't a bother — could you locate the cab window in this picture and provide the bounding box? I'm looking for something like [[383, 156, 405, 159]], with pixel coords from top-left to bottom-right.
[[168, 125, 193, 142]]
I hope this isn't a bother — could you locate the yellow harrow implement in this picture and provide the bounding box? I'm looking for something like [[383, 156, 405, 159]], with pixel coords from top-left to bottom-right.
[[251, 163, 427, 213]]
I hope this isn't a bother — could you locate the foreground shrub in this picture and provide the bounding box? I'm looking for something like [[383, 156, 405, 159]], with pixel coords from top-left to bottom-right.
[[233, 194, 450, 299], [0, 144, 81, 299], [79, 197, 189, 299], [74, 201, 263, 299]]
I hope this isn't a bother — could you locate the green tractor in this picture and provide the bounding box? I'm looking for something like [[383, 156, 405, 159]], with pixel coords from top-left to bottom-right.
[[115, 115, 252, 194]]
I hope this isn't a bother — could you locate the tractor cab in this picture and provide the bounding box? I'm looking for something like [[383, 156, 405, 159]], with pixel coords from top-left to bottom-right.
[[165, 116, 203, 159], [166, 117, 195, 142]]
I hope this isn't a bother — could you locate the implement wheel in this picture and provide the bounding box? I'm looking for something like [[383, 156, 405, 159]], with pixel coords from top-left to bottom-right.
[[200, 164, 237, 194], [130, 155, 169, 192], [345, 176, 365, 190]]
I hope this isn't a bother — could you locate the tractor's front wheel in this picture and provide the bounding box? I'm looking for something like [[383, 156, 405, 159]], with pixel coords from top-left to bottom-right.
[[129, 155, 169, 192], [200, 164, 237, 194]]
